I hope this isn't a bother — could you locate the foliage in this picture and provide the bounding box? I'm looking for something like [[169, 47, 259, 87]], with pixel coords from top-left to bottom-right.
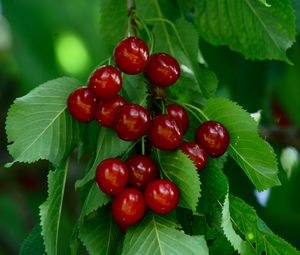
[[3, 0, 300, 254]]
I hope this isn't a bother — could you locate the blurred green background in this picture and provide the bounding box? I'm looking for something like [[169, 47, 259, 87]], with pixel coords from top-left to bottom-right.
[[0, 0, 299, 254]]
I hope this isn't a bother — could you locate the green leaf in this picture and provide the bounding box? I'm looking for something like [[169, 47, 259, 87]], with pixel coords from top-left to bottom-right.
[[155, 149, 200, 212], [186, 98, 280, 191], [194, 0, 296, 63], [122, 212, 209, 255], [79, 205, 122, 255], [99, 0, 128, 54], [5, 77, 81, 167], [76, 127, 132, 188], [20, 225, 45, 255], [39, 160, 69, 255], [230, 195, 300, 254]]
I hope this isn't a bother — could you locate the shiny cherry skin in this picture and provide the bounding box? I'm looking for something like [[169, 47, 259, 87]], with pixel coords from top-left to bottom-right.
[[167, 104, 189, 135], [126, 155, 158, 190], [88, 65, 122, 100], [114, 37, 149, 74], [144, 53, 180, 87], [67, 87, 97, 122], [112, 187, 146, 225], [95, 95, 126, 127], [114, 104, 151, 141], [180, 142, 208, 172], [195, 121, 230, 158], [95, 158, 128, 196], [144, 179, 179, 214], [148, 115, 182, 150]]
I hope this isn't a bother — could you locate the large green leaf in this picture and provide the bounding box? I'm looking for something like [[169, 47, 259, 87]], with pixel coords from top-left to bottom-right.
[[19, 225, 45, 255], [5, 77, 81, 167], [39, 160, 69, 255], [185, 98, 280, 191], [122, 212, 209, 255], [194, 0, 296, 63], [155, 149, 200, 212], [76, 127, 132, 188], [79, 205, 122, 255], [230, 195, 300, 254]]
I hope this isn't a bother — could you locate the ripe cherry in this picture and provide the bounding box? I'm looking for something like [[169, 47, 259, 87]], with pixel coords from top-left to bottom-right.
[[112, 187, 146, 225], [144, 179, 179, 214], [114, 104, 151, 141], [180, 142, 208, 172], [88, 65, 122, 100], [148, 115, 182, 150], [114, 37, 149, 74], [195, 121, 230, 158], [95, 158, 128, 196], [144, 53, 180, 87], [67, 87, 97, 122], [167, 104, 189, 135], [126, 155, 158, 190], [95, 95, 126, 127]]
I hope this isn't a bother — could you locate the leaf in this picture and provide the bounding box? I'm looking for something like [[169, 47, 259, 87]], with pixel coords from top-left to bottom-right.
[[99, 0, 128, 53], [39, 160, 69, 255], [5, 77, 81, 167], [75, 127, 132, 188], [20, 225, 45, 255], [79, 205, 122, 255], [155, 149, 200, 212], [122, 212, 209, 255], [230, 195, 300, 254], [186, 98, 280, 191], [194, 0, 296, 63]]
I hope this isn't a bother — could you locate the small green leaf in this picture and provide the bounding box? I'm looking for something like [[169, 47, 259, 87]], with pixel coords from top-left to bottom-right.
[[76, 127, 132, 188], [20, 225, 45, 255], [194, 0, 296, 63], [186, 98, 280, 191], [155, 149, 200, 212], [79, 205, 122, 255], [230, 195, 300, 254], [5, 77, 81, 167], [122, 212, 209, 255], [39, 160, 69, 255]]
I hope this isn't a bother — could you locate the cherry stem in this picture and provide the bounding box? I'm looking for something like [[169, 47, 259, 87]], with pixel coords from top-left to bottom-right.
[[161, 100, 166, 114], [141, 136, 145, 155]]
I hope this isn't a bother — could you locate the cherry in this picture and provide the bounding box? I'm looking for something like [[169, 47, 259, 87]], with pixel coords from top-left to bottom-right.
[[144, 53, 180, 87], [112, 187, 146, 225], [167, 104, 189, 135], [180, 142, 208, 172], [88, 65, 122, 100], [114, 36, 149, 74], [95, 95, 127, 127], [195, 121, 230, 158], [67, 87, 97, 122], [126, 155, 158, 190], [114, 104, 151, 141], [144, 179, 179, 214], [95, 158, 128, 196], [148, 115, 182, 150]]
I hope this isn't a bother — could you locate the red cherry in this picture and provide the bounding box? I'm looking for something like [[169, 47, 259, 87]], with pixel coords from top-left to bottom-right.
[[95, 95, 127, 127], [195, 121, 230, 158], [126, 155, 158, 190], [148, 115, 182, 150], [67, 87, 97, 122], [112, 187, 146, 225], [118, 223, 129, 233], [167, 104, 189, 135], [114, 104, 151, 141], [144, 179, 179, 214], [88, 65, 122, 100], [114, 37, 149, 74], [95, 158, 128, 196], [144, 53, 180, 87], [180, 142, 208, 172]]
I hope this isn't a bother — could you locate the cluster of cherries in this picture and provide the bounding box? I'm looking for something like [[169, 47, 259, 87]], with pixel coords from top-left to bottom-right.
[[67, 36, 230, 229]]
